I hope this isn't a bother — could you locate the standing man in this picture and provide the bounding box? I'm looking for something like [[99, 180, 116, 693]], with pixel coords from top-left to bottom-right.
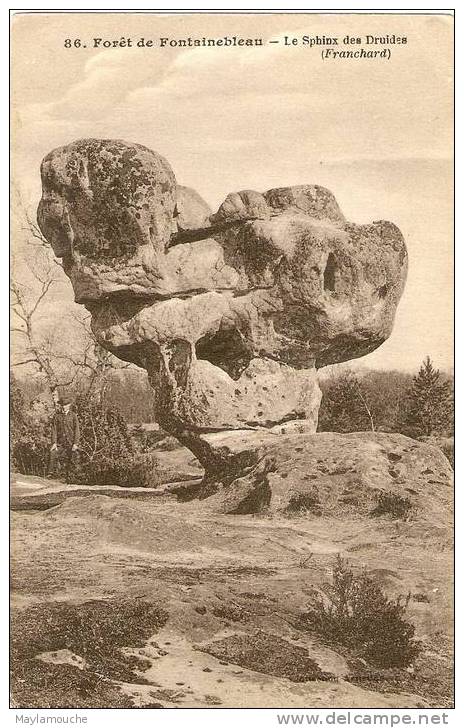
[[48, 391, 80, 482]]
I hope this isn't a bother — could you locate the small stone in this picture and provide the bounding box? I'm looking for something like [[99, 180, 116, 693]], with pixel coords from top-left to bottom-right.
[[204, 694, 222, 706]]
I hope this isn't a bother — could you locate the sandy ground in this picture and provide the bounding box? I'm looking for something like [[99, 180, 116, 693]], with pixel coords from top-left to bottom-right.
[[10, 473, 453, 709]]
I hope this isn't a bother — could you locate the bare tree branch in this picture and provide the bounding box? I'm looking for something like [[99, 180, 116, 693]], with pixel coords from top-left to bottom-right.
[[12, 198, 136, 399], [355, 381, 376, 432]]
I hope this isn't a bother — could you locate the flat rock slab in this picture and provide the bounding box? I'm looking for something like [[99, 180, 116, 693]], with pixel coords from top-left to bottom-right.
[[10, 473, 188, 511]]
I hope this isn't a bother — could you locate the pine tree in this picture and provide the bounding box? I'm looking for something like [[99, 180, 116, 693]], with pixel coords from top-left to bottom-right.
[[401, 356, 453, 437]]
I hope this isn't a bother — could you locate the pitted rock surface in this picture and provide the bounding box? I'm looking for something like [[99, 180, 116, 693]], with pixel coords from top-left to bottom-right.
[[38, 138, 409, 477], [38, 139, 177, 300], [192, 431, 453, 519]]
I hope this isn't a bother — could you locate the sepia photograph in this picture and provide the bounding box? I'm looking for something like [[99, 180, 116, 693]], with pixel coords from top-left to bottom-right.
[[9, 9, 454, 715]]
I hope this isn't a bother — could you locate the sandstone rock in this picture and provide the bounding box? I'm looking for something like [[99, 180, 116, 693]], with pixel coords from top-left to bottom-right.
[[197, 431, 453, 520], [175, 185, 212, 232], [38, 139, 407, 468], [211, 189, 271, 224], [38, 139, 177, 302], [264, 185, 346, 225]]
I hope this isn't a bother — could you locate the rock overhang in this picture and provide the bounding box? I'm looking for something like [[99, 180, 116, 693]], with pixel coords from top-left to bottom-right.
[[38, 138, 408, 446]]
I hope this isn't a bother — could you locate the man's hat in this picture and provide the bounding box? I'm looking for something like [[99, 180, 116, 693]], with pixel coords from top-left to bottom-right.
[[56, 389, 73, 405]]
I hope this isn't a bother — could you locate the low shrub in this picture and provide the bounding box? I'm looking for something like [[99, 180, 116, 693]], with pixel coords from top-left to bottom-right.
[[371, 491, 413, 520], [74, 452, 161, 489], [66, 397, 161, 487], [11, 428, 50, 477], [300, 555, 421, 668], [286, 491, 322, 516], [10, 377, 50, 476], [130, 425, 170, 452], [440, 439, 454, 468], [11, 383, 161, 488]]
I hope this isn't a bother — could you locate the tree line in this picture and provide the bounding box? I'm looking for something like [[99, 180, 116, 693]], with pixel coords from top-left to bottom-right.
[[318, 357, 453, 439]]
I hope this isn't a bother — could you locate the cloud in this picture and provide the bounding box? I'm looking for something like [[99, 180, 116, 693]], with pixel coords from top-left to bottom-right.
[[12, 15, 454, 372], [40, 47, 171, 120], [23, 25, 450, 167], [15, 15, 452, 178]]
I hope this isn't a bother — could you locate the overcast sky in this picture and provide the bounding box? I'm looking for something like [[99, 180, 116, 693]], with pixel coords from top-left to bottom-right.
[[11, 12, 454, 371]]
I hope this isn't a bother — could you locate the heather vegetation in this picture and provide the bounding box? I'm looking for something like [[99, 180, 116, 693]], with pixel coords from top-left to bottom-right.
[[301, 555, 421, 668]]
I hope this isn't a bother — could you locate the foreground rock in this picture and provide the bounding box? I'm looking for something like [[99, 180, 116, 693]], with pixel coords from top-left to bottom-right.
[[171, 431, 453, 521], [11, 477, 453, 708], [38, 139, 407, 463]]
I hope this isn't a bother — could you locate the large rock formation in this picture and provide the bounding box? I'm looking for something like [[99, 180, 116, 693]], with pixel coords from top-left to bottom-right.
[[37, 138, 426, 505], [181, 430, 453, 519]]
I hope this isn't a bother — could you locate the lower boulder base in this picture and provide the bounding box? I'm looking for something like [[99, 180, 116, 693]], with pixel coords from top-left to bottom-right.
[[190, 431, 453, 520]]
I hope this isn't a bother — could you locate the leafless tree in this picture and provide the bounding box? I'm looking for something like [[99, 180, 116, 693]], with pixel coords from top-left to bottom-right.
[[11, 246, 61, 391], [11, 199, 133, 399], [51, 310, 132, 400]]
